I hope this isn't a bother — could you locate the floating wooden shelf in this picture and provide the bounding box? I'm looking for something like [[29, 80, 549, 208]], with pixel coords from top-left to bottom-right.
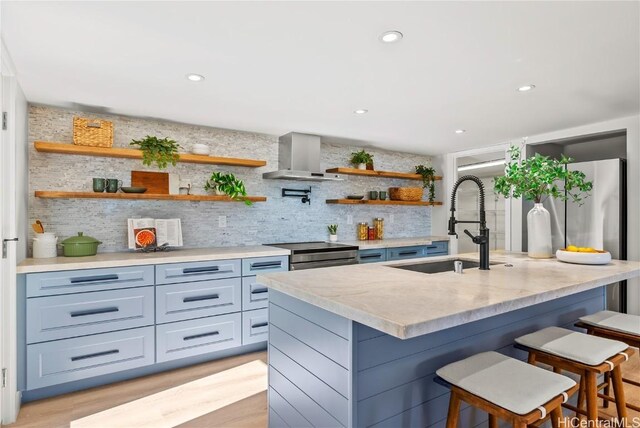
[[325, 167, 442, 181], [34, 141, 267, 168], [326, 199, 442, 206], [35, 191, 266, 203]]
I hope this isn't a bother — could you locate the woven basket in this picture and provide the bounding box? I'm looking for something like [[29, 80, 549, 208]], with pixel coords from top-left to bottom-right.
[[73, 117, 113, 147], [389, 187, 423, 201]]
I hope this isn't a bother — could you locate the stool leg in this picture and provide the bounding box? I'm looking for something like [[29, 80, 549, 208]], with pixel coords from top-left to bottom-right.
[[489, 414, 498, 428], [603, 371, 611, 408], [584, 372, 598, 422], [527, 353, 536, 365], [446, 391, 461, 428], [611, 366, 628, 421], [576, 375, 585, 419], [551, 405, 563, 428]]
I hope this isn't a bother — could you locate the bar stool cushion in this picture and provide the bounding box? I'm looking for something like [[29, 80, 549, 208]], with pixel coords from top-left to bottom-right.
[[580, 311, 640, 336], [515, 326, 628, 366], [436, 351, 575, 415]]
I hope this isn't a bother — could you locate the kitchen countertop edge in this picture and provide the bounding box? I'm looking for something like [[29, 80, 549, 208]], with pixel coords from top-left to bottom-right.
[[339, 235, 450, 250], [17, 245, 291, 274]]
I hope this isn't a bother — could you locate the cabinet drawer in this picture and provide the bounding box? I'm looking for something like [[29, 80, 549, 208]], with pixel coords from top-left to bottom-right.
[[27, 287, 155, 344], [26, 326, 155, 390], [156, 259, 241, 285], [425, 241, 449, 256], [386, 246, 427, 261], [156, 278, 241, 324], [242, 256, 288, 276], [156, 313, 241, 363], [242, 308, 268, 345], [242, 276, 269, 310], [358, 249, 387, 264], [26, 265, 154, 297]]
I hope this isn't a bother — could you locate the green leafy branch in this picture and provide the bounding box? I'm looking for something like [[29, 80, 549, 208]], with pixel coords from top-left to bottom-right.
[[205, 171, 253, 206], [415, 164, 437, 202], [130, 136, 181, 169], [493, 145, 593, 205]]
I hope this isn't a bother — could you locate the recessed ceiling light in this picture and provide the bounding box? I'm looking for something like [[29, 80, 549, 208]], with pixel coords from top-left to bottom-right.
[[186, 73, 205, 82], [380, 31, 403, 43], [517, 84, 535, 92], [455, 129, 466, 134], [354, 109, 368, 115]]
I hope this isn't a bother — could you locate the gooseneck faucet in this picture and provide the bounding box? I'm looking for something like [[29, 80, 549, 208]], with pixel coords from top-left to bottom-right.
[[448, 175, 490, 270]]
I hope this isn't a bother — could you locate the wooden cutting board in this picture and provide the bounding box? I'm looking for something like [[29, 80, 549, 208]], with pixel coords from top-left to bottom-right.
[[131, 171, 169, 194]]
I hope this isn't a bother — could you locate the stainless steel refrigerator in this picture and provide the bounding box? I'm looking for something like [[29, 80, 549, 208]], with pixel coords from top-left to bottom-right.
[[547, 158, 627, 312]]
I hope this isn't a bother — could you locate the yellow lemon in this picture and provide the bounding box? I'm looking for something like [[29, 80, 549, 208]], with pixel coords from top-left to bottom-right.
[[566, 245, 579, 252]]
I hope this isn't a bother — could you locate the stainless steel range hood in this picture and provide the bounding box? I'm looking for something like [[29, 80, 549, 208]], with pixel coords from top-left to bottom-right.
[[263, 132, 344, 181]]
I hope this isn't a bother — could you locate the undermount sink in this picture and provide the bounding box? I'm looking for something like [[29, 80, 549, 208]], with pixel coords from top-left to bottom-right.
[[390, 258, 500, 274]]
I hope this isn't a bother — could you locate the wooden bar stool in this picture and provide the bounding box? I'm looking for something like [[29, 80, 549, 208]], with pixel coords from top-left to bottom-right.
[[435, 351, 579, 428], [576, 310, 640, 412], [515, 326, 634, 423]]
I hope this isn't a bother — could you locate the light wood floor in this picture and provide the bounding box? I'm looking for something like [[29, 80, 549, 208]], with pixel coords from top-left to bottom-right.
[[3, 350, 639, 428]]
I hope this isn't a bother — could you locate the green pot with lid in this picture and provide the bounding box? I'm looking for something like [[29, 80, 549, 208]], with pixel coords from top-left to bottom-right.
[[60, 232, 102, 257]]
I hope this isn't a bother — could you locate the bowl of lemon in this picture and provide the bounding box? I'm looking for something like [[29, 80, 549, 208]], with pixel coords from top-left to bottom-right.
[[556, 245, 611, 265]]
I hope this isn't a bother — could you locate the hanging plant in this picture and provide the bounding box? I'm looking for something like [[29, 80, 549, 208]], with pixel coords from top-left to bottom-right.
[[415, 164, 437, 202], [493, 145, 593, 204], [205, 171, 253, 206], [130, 136, 181, 169]]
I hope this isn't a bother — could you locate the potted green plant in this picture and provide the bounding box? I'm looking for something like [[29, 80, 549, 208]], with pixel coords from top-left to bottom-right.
[[327, 224, 338, 242], [350, 150, 374, 170], [130, 136, 181, 169], [415, 164, 437, 202], [494, 144, 592, 258], [204, 172, 253, 206]]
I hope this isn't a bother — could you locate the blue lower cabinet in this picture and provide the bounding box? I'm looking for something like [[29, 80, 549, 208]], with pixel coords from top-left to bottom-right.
[[358, 249, 387, 264], [27, 287, 155, 344], [242, 277, 269, 311], [386, 245, 428, 261], [155, 278, 241, 324], [26, 326, 155, 390], [425, 240, 448, 256], [242, 308, 268, 345], [156, 313, 242, 363], [242, 255, 288, 276], [155, 259, 241, 285]]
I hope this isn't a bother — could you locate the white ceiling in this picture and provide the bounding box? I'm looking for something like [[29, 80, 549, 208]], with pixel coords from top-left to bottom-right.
[[2, 1, 639, 155]]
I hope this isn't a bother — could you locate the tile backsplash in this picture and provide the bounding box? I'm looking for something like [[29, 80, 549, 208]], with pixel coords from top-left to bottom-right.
[[28, 105, 436, 253]]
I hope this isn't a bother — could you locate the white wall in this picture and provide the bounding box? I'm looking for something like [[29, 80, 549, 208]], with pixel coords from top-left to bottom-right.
[[14, 83, 27, 262], [520, 115, 640, 315]]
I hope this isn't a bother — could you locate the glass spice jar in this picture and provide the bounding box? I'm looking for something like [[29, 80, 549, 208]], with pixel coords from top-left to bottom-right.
[[374, 218, 384, 240], [358, 223, 369, 241], [368, 227, 376, 240]]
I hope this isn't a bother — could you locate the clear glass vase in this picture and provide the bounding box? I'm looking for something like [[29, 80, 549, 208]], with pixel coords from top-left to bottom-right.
[[527, 203, 553, 258]]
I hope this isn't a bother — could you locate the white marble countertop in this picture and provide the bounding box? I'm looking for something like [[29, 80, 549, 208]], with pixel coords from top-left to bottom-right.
[[339, 236, 450, 250], [258, 252, 640, 340], [17, 246, 290, 274]]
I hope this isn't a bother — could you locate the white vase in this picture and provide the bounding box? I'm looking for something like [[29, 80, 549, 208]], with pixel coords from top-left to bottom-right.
[[357, 163, 367, 170], [214, 187, 225, 196], [329, 234, 338, 242], [527, 203, 553, 258]]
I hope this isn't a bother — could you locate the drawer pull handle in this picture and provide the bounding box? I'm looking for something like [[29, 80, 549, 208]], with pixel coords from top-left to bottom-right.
[[250, 261, 282, 270], [426, 245, 437, 249], [398, 251, 418, 256], [182, 266, 232, 275], [183, 331, 219, 341], [183, 294, 219, 303], [360, 254, 382, 259], [70, 274, 119, 284], [252, 322, 268, 328], [251, 287, 268, 295], [71, 349, 119, 362], [70, 307, 119, 317]]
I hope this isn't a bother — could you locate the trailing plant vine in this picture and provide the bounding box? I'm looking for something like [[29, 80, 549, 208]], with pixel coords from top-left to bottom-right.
[[130, 136, 181, 169], [204, 171, 253, 206], [493, 144, 593, 204], [415, 164, 437, 202]]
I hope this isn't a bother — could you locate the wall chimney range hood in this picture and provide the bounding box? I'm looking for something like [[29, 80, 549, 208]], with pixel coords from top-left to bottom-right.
[[262, 132, 344, 181]]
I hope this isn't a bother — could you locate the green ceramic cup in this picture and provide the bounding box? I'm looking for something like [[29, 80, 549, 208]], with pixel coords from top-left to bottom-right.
[[106, 179, 122, 193], [379, 191, 387, 200], [369, 191, 379, 200], [92, 178, 106, 193]]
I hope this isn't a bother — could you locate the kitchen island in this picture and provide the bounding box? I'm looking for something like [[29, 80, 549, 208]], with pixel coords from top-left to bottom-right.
[[258, 253, 640, 428]]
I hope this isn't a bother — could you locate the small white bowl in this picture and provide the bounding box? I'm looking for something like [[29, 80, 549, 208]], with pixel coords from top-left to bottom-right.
[[556, 249, 612, 265], [192, 144, 210, 156]]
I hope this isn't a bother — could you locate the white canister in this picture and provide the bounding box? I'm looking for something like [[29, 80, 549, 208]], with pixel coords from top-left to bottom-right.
[[33, 233, 58, 258]]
